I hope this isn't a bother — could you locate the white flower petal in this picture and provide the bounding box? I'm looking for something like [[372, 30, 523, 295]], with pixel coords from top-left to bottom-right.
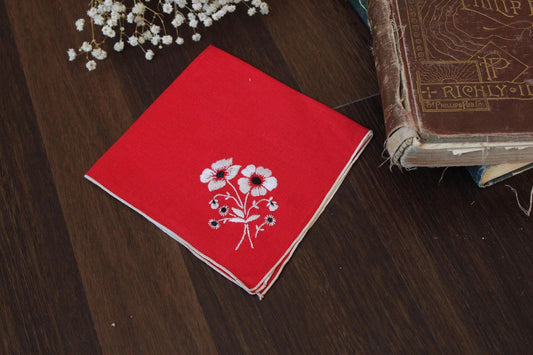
[[208, 179, 226, 191], [251, 186, 267, 197], [145, 49, 154, 61], [211, 158, 232, 171], [241, 164, 256, 177], [225, 165, 241, 180], [263, 176, 278, 191], [200, 168, 215, 183], [238, 177, 251, 194], [256, 166, 272, 178]]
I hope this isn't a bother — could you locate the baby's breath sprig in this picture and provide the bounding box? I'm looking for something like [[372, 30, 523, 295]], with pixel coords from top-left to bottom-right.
[[68, 0, 270, 71]]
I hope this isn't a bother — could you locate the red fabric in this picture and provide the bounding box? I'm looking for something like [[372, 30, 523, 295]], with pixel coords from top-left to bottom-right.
[[86, 46, 372, 298]]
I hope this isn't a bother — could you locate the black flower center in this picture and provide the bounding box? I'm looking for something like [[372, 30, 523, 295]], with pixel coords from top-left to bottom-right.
[[267, 217, 274, 223], [251, 176, 262, 185], [216, 171, 225, 178], [220, 207, 227, 213], [210, 220, 219, 227]]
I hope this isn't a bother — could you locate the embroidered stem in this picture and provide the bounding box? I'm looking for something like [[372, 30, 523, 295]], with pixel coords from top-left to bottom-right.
[[227, 180, 244, 208], [247, 198, 269, 216], [235, 224, 253, 250], [219, 214, 239, 223], [235, 226, 246, 250], [242, 192, 253, 221], [246, 224, 254, 248], [254, 222, 266, 238], [214, 192, 240, 207]]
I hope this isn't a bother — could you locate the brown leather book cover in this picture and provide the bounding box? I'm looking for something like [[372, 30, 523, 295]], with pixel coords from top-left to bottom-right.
[[369, 0, 533, 167]]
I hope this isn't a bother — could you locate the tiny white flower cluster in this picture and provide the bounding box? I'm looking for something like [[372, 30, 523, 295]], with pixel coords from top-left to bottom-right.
[[68, 0, 270, 71]]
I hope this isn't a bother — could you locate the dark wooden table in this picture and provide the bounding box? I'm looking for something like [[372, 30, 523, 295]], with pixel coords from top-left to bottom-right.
[[1, 0, 531, 353]]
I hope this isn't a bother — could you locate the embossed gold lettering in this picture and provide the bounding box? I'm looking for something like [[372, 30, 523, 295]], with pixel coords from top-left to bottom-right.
[[442, 86, 457, 98], [442, 85, 489, 98], [509, 0, 521, 15], [475, 0, 493, 10], [479, 55, 510, 80], [486, 84, 507, 97], [472, 85, 486, 97], [455, 85, 463, 98], [518, 84, 533, 97], [517, 83, 533, 96], [495, 84, 507, 96], [519, 83, 525, 96], [496, 0, 510, 15], [463, 0, 524, 16], [528, 0, 533, 15]]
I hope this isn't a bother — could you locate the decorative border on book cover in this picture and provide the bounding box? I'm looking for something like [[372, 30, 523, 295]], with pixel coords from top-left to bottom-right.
[[403, 0, 533, 112]]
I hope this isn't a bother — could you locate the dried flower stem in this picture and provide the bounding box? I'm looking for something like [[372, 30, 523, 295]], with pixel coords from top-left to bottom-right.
[[68, 0, 270, 71]]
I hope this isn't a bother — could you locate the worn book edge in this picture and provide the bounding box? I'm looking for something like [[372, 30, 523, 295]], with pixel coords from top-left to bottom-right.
[[368, 0, 419, 167]]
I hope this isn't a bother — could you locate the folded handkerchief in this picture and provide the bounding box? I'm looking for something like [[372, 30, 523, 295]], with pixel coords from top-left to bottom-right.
[[86, 46, 372, 298]]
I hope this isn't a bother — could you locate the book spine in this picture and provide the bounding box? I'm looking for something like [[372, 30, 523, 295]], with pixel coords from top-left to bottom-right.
[[367, 0, 418, 166]]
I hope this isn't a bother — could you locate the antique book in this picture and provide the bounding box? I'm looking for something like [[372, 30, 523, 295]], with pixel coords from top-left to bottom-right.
[[368, 0, 533, 168], [85, 46, 372, 298], [350, 0, 533, 186]]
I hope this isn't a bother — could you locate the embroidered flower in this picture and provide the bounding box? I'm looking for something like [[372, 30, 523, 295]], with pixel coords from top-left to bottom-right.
[[200, 158, 241, 191], [266, 197, 279, 211], [203, 158, 278, 250], [219, 205, 229, 216], [208, 219, 220, 229], [209, 198, 219, 209], [265, 215, 276, 226], [238, 165, 278, 196]]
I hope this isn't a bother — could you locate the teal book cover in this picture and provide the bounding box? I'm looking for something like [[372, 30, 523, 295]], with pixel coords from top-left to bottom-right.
[[348, 0, 369, 28], [467, 163, 533, 188]]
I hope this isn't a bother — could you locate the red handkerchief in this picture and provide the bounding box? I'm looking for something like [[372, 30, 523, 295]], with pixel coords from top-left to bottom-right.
[[86, 46, 372, 298]]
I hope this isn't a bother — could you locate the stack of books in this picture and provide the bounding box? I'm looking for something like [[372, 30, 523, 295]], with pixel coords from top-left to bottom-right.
[[349, 0, 533, 187]]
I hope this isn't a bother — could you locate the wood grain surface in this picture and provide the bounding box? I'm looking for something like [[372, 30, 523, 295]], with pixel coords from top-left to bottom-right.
[[1, 0, 531, 353]]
